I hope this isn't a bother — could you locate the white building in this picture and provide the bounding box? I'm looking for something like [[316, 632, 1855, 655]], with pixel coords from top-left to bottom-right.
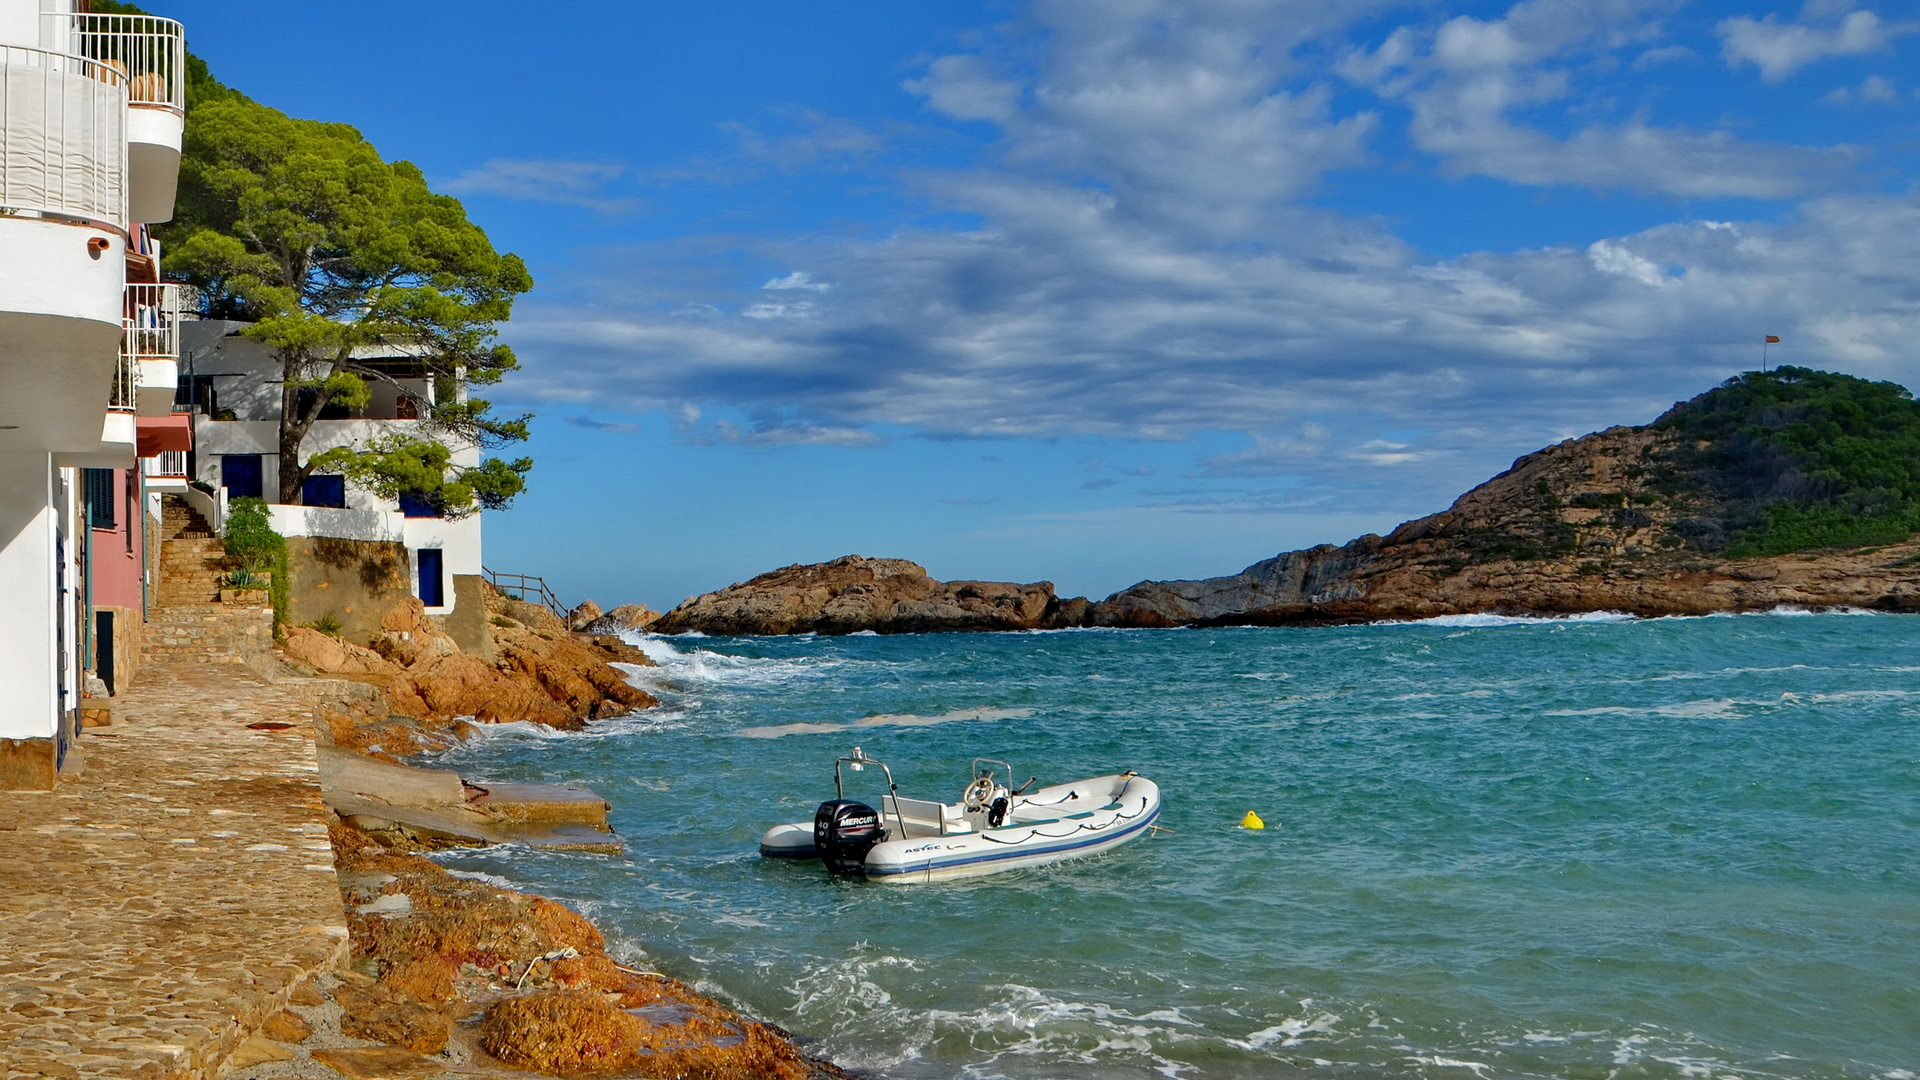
[[0, 1, 186, 787], [178, 322, 484, 619]]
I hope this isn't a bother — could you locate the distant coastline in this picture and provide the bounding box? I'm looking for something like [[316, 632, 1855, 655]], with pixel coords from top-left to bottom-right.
[[650, 370, 1920, 637]]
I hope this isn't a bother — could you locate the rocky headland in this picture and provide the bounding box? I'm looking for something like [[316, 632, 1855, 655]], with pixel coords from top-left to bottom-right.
[[654, 369, 1920, 634]]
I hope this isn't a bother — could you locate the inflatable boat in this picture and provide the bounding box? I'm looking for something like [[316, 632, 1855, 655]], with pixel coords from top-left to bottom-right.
[[759, 748, 1161, 882]]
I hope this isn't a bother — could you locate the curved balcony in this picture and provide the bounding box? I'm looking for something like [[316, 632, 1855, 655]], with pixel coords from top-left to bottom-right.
[[54, 352, 138, 468], [0, 43, 127, 224], [44, 12, 183, 223], [125, 283, 179, 416]]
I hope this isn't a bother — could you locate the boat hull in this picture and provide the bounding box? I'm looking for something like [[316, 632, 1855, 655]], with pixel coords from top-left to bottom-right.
[[760, 774, 1161, 883]]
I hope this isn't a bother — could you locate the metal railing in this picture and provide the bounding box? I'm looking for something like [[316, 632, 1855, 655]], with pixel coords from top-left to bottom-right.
[[148, 449, 187, 477], [123, 283, 178, 362], [0, 44, 126, 222], [483, 567, 567, 615], [43, 11, 185, 114], [109, 349, 137, 412]]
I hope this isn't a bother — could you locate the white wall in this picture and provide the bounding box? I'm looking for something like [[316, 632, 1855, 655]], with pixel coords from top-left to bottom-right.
[[404, 513, 482, 613], [0, 452, 61, 741]]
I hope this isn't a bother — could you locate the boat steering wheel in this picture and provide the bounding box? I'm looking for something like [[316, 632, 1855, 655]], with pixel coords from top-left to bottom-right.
[[962, 776, 996, 812]]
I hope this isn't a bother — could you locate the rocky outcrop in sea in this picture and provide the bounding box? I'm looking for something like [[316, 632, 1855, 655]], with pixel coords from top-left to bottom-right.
[[651, 555, 1073, 635]]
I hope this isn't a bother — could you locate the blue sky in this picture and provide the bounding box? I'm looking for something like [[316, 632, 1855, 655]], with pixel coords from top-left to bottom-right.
[[161, 0, 1920, 610]]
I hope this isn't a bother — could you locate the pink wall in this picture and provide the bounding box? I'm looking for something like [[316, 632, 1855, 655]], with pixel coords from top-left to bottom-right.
[[88, 468, 145, 613]]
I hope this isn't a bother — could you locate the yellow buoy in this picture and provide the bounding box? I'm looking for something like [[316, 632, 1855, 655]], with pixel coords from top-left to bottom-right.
[[1240, 810, 1265, 830]]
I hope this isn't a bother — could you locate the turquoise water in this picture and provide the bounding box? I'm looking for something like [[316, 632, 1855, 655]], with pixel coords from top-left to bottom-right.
[[426, 613, 1920, 1080]]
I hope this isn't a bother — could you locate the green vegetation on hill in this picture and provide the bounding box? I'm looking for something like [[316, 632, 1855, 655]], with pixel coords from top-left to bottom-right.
[[1655, 367, 1920, 556]]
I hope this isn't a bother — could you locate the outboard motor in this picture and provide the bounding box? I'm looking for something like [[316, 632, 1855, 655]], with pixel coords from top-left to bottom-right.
[[814, 800, 885, 877]]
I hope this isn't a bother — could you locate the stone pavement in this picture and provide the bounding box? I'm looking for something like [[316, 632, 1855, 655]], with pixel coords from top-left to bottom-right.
[[0, 663, 374, 1080]]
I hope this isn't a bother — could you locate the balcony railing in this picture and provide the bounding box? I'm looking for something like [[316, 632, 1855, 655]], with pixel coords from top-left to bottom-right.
[[148, 449, 187, 477], [43, 12, 185, 114], [0, 44, 126, 222], [123, 283, 178, 362], [110, 349, 136, 412]]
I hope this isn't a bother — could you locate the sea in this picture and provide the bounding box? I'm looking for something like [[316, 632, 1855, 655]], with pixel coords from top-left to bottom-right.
[[421, 611, 1919, 1080]]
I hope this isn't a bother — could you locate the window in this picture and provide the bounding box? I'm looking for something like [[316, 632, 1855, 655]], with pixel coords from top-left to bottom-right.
[[84, 468, 115, 529], [398, 490, 442, 518], [221, 455, 263, 499], [416, 548, 444, 607], [302, 474, 346, 508], [295, 389, 355, 420]]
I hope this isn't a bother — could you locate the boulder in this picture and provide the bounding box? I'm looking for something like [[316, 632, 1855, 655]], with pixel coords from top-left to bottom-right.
[[386, 654, 581, 730], [585, 602, 660, 633], [336, 981, 452, 1054], [564, 599, 603, 632], [282, 626, 402, 676]]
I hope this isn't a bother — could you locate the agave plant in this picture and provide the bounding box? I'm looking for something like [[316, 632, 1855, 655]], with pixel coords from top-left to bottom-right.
[[224, 567, 261, 589]]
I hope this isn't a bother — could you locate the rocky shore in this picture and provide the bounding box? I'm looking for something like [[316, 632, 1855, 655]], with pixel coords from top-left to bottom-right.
[[276, 582, 849, 1078]]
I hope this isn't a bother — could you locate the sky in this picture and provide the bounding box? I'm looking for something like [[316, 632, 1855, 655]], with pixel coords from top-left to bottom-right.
[[157, 0, 1920, 611]]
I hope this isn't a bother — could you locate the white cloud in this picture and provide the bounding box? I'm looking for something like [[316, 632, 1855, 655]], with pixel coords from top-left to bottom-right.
[[1718, 8, 1916, 82], [442, 159, 639, 216], [1343, 0, 1858, 198], [498, 0, 1920, 516], [905, 55, 1021, 123], [1587, 240, 1673, 287], [763, 271, 831, 292], [1825, 74, 1900, 102]]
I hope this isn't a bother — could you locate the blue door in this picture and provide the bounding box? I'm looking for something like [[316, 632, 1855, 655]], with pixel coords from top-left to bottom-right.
[[301, 474, 345, 508], [222, 454, 263, 499], [417, 548, 444, 607]]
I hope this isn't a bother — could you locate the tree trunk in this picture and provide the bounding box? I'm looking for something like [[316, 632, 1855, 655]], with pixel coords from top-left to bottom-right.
[[277, 351, 321, 504]]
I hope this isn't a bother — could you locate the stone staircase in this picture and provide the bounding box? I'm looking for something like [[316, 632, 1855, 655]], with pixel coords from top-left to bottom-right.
[[142, 495, 275, 668]]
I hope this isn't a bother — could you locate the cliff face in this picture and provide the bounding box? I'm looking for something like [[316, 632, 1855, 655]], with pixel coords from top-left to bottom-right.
[[652, 555, 1065, 635], [1090, 421, 1920, 626]]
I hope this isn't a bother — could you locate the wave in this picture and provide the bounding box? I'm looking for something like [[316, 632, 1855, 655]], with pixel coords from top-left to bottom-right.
[[622, 634, 847, 690], [736, 706, 1035, 739], [1392, 611, 1638, 629], [1384, 605, 1894, 631]]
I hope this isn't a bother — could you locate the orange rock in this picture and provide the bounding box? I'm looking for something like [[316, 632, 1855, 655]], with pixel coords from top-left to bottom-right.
[[336, 982, 451, 1054], [381, 955, 457, 1004], [261, 1008, 312, 1042], [282, 626, 401, 676]]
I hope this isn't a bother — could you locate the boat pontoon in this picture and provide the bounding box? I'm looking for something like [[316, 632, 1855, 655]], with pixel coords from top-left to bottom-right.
[[759, 747, 1161, 883]]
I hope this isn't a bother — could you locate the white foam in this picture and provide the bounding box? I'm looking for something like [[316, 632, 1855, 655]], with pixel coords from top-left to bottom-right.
[[1393, 611, 1638, 629], [1236, 1011, 1340, 1050], [1411, 1055, 1493, 1075], [736, 706, 1034, 739]]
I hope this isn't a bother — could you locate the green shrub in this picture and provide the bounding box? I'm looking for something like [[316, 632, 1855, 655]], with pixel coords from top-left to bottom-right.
[[309, 613, 343, 637], [224, 497, 289, 630]]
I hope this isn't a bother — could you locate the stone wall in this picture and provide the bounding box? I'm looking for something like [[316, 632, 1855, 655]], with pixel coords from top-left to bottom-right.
[[93, 603, 142, 696], [441, 574, 492, 659], [142, 605, 275, 671], [285, 537, 412, 647], [0, 737, 56, 790]]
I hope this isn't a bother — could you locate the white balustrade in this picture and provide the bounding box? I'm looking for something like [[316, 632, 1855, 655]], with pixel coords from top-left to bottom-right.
[[0, 43, 126, 223]]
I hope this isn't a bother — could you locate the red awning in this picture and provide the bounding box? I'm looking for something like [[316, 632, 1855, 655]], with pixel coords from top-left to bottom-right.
[[136, 414, 192, 455]]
